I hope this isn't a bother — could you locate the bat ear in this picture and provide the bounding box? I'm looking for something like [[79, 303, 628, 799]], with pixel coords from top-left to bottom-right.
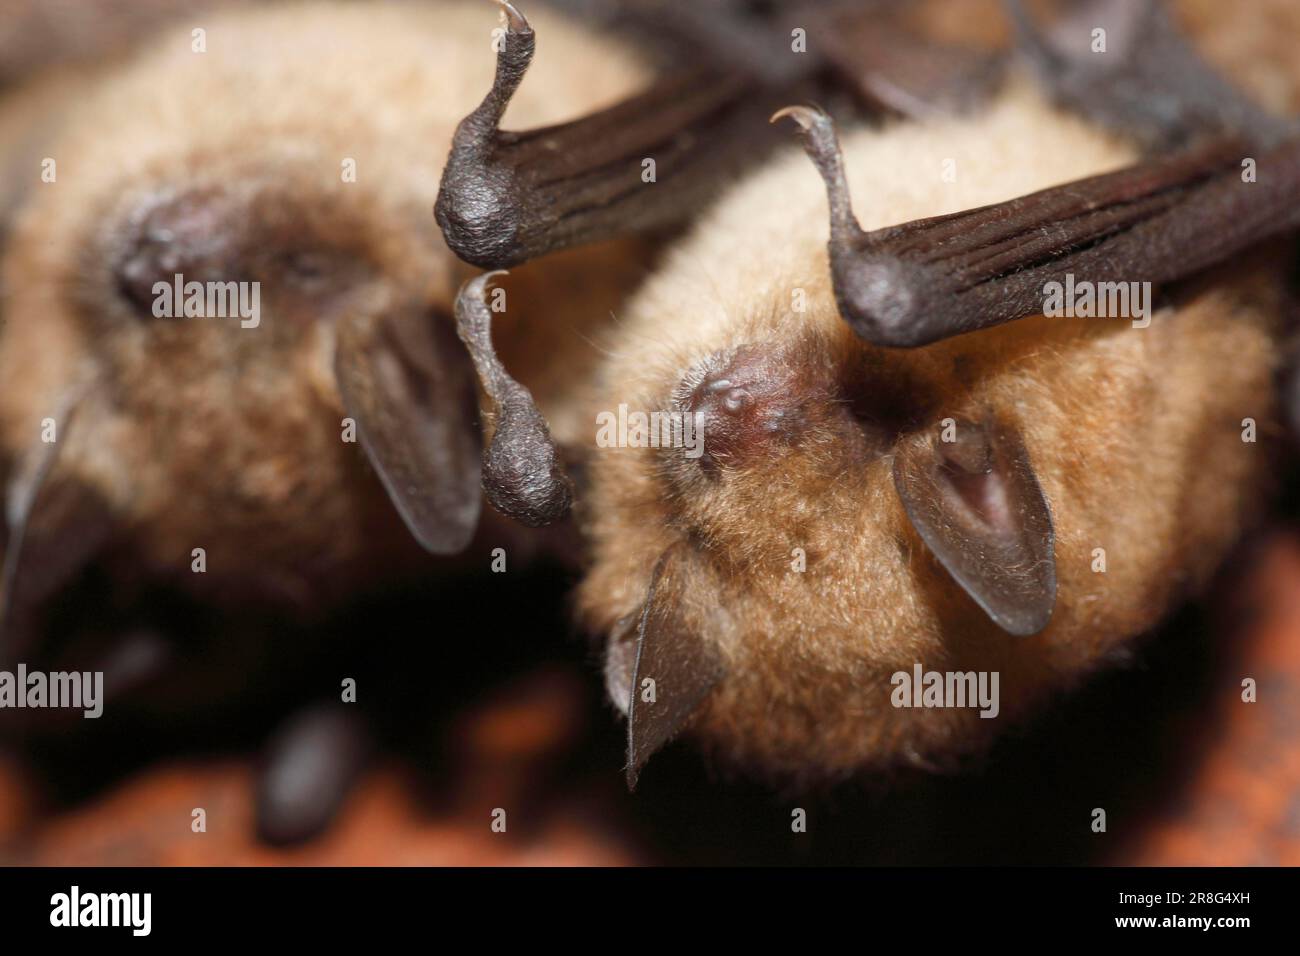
[[0, 381, 115, 660], [334, 306, 482, 555], [892, 416, 1056, 637], [619, 546, 727, 790]]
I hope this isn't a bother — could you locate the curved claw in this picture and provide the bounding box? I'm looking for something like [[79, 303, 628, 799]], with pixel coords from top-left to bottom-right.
[[773, 104, 864, 247], [492, 0, 530, 35], [454, 272, 574, 527], [769, 105, 819, 131]]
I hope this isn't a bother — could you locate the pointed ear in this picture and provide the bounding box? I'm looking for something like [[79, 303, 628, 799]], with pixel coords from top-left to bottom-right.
[[334, 307, 482, 555], [0, 381, 115, 660], [622, 546, 726, 790], [892, 416, 1056, 637]]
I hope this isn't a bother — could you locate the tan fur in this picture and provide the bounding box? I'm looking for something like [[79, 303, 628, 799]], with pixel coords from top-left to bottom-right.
[[0, 0, 650, 611], [577, 81, 1286, 781]]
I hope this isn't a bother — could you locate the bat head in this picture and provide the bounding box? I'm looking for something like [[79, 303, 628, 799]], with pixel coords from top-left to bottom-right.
[[579, 84, 1284, 785]]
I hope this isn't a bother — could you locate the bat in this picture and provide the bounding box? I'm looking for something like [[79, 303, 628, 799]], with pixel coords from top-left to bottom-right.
[[0, 0, 652, 841], [443, 0, 1300, 787]]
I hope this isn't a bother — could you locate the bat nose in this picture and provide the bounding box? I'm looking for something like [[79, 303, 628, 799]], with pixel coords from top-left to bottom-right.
[[692, 374, 756, 417], [683, 344, 807, 469], [113, 188, 239, 314]]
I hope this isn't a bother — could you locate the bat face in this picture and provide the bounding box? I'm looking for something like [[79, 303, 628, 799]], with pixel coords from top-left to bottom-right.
[[579, 83, 1287, 782], [0, 0, 649, 614]]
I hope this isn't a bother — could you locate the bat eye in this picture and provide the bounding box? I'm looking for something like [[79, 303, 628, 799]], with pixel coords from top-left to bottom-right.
[[285, 251, 328, 283]]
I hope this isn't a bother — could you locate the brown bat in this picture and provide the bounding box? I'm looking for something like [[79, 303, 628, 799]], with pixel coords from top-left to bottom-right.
[[0, 0, 652, 840], [0, 0, 654, 636], [443, 0, 1300, 787]]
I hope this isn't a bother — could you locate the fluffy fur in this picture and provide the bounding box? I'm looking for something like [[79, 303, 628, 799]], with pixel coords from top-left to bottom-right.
[[0, 0, 650, 613], [577, 81, 1287, 782]]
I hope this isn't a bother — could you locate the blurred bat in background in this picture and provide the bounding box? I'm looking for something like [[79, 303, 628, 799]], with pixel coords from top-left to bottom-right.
[[0, 0, 653, 841]]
